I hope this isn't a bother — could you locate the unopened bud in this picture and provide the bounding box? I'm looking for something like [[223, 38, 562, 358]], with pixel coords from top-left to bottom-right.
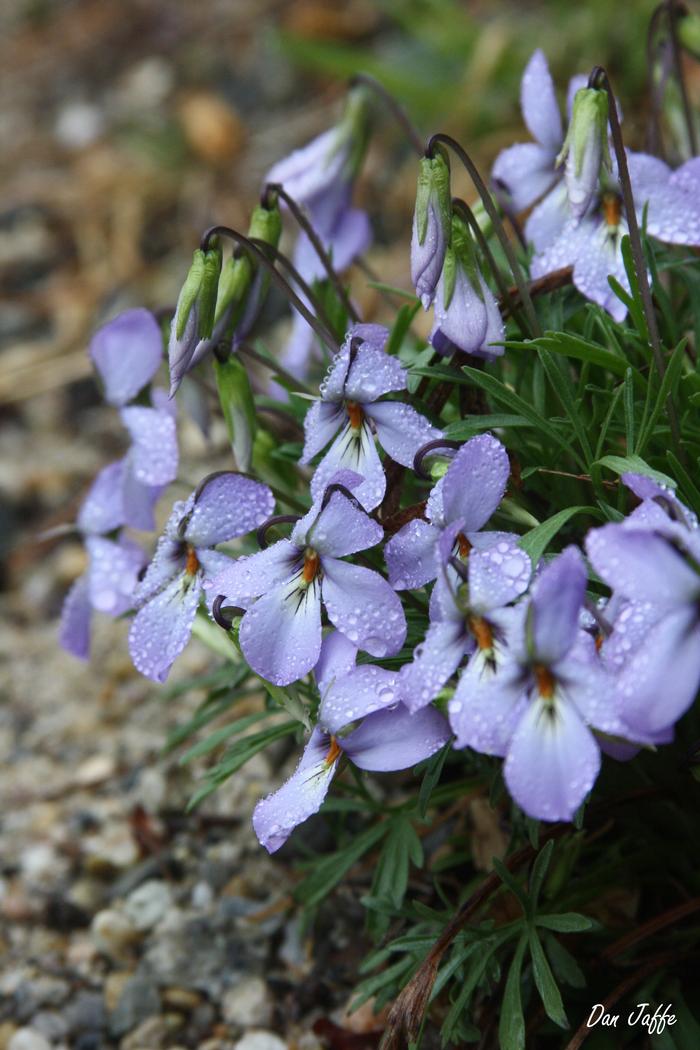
[[557, 87, 610, 220], [411, 149, 452, 309]]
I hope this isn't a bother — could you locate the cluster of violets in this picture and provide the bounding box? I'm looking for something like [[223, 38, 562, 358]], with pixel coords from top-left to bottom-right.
[[60, 49, 700, 851]]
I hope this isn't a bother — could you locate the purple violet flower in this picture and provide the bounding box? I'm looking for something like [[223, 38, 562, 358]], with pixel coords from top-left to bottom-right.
[[586, 474, 700, 736], [449, 547, 625, 821], [59, 463, 147, 660], [209, 484, 407, 686], [129, 473, 274, 682], [385, 433, 511, 591], [252, 632, 450, 852], [396, 528, 531, 714], [301, 324, 441, 511]]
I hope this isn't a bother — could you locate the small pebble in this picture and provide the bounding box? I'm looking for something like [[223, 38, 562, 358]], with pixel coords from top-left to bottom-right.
[[8, 1029, 51, 1050], [222, 978, 272, 1029], [123, 880, 172, 931], [91, 908, 140, 960], [233, 1033, 287, 1050]]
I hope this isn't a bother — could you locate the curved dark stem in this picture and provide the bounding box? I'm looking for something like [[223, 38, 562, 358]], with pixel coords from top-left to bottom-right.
[[249, 237, 341, 346], [257, 514, 301, 550], [451, 196, 526, 334], [199, 225, 339, 351], [212, 594, 244, 630], [647, 3, 670, 159], [238, 343, 314, 397], [321, 482, 366, 514], [427, 133, 541, 338], [413, 438, 462, 480], [350, 72, 424, 156], [666, 0, 698, 155], [588, 67, 682, 456], [265, 183, 359, 322]]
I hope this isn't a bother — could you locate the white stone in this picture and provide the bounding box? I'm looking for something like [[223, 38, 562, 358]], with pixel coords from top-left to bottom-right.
[[123, 880, 172, 931]]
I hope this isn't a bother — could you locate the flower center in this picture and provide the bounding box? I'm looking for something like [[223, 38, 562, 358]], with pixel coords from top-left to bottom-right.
[[302, 548, 321, 584], [185, 546, 200, 576], [534, 663, 556, 700], [456, 532, 472, 559], [325, 736, 342, 767], [468, 614, 493, 651], [346, 400, 364, 430], [602, 192, 622, 228]]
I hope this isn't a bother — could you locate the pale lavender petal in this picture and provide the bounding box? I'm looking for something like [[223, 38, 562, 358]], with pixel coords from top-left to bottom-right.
[[530, 546, 586, 663], [441, 434, 510, 532], [303, 489, 383, 558], [183, 473, 275, 548], [314, 631, 358, 695], [524, 182, 570, 253], [384, 518, 441, 590], [207, 540, 301, 606], [320, 665, 398, 733], [59, 574, 92, 660], [85, 535, 146, 616], [129, 574, 202, 682], [397, 619, 468, 713], [321, 557, 406, 658], [412, 194, 449, 307], [343, 703, 451, 772], [530, 213, 588, 280], [121, 461, 164, 532], [301, 400, 345, 464], [521, 49, 563, 153], [239, 574, 322, 685], [572, 218, 630, 322], [364, 400, 441, 468], [467, 533, 531, 613], [449, 657, 527, 756], [616, 607, 700, 734], [586, 525, 700, 608], [601, 599, 661, 673], [344, 344, 406, 402], [196, 549, 237, 586], [121, 405, 178, 486], [557, 658, 625, 736], [492, 142, 558, 213], [475, 276, 505, 359], [133, 534, 184, 605], [504, 697, 601, 821], [310, 421, 386, 512], [431, 264, 487, 356], [77, 461, 126, 535], [277, 310, 317, 387], [323, 205, 372, 273], [252, 727, 337, 854], [629, 151, 700, 247], [265, 128, 347, 206], [90, 308, 162, 407]]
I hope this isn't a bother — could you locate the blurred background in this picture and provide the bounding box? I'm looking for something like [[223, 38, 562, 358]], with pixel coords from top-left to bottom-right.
[[0, 1, 675, 1047]]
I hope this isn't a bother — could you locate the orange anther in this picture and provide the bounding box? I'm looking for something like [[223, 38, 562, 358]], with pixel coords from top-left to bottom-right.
[[303, 550, 320, 583], [185, 547, 200, 576], [346, 400, 364, 429]]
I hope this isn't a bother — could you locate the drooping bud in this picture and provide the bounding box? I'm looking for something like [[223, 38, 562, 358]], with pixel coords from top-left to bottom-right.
[[557, 87, 611, 220], [168, 244, 222, 394], [411, 148, 451, 309], [430, 214, 504, 360], [265, 85, 371, 207]]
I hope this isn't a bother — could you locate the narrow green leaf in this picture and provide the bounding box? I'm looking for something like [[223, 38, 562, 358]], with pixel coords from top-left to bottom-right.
[[519, 506, 596, 567], [499, 936, 528, 1050], [492, 858, 529, 914], [623, 367, 636, 453], [537, 348, 593, 462], [529, 928, 569, 1029], [295, 821, 389, 907], [178, 711, 271, 764], [528, 839, 555, 912], [461, 366, 586, 468], [535, 912, 595, 933]]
